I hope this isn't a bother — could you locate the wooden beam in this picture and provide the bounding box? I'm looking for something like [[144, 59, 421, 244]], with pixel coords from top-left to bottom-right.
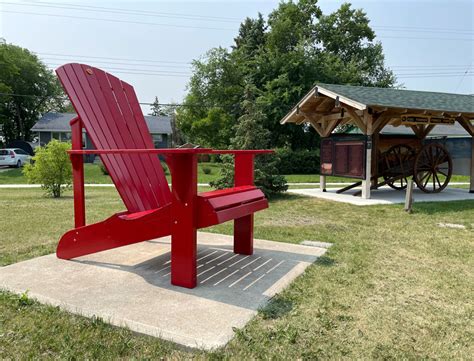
[[306, 120, 325, 137], [458, 117, 474, 136], [421, 124, 435, 138], [364, 109, 374, 135], [345, 107, 367, 134], [322, 119, 342, 137], [410, 125, 423, 138]]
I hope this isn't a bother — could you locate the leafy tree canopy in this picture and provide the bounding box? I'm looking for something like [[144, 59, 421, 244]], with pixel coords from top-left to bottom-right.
[[0, 41, 64, 143], [177, 1, 395, 150]]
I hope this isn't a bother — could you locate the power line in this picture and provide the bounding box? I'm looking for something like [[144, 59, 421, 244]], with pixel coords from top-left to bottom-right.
[[35, 52, 191, 65], [6, 1, 474, 36], [454, 62, 473, 92], [0, 92, 220, 107], [375, 34, 472, 42], [389, 64, 471, 69], [373, 25, 473, 35], [43, 65, 191, 78], [2, 8, 473, 41], [39, 57, 191, 70], [36, 52, 473, 71], [0, 10, 237, 31], [14, 0, 241, 22], [398, 73, 473, 79], [43, 63, 191, 75]]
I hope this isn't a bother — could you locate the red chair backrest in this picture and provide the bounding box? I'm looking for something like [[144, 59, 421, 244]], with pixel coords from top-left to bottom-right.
[[56, 63, 172, 213]]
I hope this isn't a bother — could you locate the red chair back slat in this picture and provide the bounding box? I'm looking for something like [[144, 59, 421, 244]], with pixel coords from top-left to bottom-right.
[[56, 63, 172, 212]]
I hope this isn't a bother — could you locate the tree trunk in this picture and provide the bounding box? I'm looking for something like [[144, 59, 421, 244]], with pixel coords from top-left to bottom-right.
[[15, 102, 25, 140]]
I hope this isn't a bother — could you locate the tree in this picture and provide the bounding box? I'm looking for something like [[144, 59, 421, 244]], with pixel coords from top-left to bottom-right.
[[0, 41, 64, 142], [177, 1, 395, 150], [210, 84, 287, 197], [23, 140, 72, 198], [149, 96, 168, 116]]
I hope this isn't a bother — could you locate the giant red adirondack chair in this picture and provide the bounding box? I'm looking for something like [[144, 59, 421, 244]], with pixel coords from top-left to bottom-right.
[[55, 63, 270, 288]]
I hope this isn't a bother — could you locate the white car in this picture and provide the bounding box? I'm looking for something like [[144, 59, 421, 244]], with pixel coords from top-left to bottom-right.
[[0, 148, 32, 168]]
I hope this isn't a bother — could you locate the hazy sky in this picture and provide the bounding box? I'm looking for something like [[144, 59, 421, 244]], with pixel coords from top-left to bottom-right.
[[1, 0, 473, 113]]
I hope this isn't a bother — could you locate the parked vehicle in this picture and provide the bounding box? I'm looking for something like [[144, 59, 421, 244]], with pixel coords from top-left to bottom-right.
[[0, 148, 32, 168]]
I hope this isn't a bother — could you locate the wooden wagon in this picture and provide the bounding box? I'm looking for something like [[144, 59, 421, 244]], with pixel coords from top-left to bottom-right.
[[281, 83, 474, 199], [320, 134, 453, 195]]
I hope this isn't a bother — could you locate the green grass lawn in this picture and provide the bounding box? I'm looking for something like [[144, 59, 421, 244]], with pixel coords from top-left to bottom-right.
[[1, 187, 473, 358], [1, 163, 471, 186]]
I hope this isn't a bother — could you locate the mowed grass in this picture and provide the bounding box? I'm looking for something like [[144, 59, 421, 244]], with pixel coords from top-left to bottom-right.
[[1, 163, 471, 187], [1, 188, 473, 359]]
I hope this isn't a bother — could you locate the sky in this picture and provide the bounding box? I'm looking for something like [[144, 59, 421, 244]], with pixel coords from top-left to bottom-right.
[[1, 0, 473, 113]]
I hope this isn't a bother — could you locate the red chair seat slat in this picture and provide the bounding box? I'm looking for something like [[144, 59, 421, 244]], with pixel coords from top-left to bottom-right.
[[200, 188, 265, 210], [197, 186, 267, 228]]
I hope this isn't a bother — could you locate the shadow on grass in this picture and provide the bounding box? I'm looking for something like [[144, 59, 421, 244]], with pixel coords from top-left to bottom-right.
[[259, 298, 294, 320], [268, 192, 306, 203], [314, 255, 336, 267], [413, 199, 474, 215]]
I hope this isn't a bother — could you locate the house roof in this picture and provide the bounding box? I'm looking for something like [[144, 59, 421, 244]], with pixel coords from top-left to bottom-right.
[[281, 84, 474, 127], [31, 112, 172, 134], [314, 83, 474, 113]]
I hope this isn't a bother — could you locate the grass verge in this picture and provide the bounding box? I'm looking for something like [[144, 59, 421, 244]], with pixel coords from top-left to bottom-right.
[[1, 188, 473, 358]]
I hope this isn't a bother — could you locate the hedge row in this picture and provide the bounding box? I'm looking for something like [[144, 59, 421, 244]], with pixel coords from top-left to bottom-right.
[[275, 148, 320, 174]]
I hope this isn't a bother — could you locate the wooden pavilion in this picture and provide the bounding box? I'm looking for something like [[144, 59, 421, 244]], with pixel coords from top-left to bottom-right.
[[280, 84, 474, 199]]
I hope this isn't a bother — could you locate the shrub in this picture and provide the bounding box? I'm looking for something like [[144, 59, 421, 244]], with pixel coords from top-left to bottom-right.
[[23, 140, 72, 198], [275, 148, 320, 174], [202, 167, 212, 175]]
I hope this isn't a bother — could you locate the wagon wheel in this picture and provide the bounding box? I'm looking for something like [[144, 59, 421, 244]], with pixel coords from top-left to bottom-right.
[[414, 143, 452, 193], [382, 144, 415, 190]]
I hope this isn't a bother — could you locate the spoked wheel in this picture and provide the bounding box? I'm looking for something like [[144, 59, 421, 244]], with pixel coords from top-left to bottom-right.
[[414, 143, 452, 193], [382, 144, 415, 190]]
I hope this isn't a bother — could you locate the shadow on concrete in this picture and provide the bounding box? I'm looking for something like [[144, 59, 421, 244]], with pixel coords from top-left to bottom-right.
[[73, 242, 322, 311]]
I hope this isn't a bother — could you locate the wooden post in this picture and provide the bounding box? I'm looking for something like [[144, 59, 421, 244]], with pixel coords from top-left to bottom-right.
[[362, 111, 373, 199], [70, 117, 85, 228], [234, 154, 255, 255], [470, 137, 474, 193], [404, 178, 414, 213], [362, 135, 372, 199], [170, 153, 198, 288], [371, 132, 379, 188], [320, 175, 327, 192]]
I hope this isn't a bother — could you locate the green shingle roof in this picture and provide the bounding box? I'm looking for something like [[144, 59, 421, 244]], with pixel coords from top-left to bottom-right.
[[317, 83, 474, 114]]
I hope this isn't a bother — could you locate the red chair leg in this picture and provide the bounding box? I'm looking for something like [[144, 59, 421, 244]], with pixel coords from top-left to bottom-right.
[[234, 214, 254, 255], [170, 153, 197, 288]]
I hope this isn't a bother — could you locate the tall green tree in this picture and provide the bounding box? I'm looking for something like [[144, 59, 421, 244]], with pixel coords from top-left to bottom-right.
[[0, 41, 64, 142], [148, 97, 178, 117], [210, 84, 287, 197], [177, 1, 395, 150]]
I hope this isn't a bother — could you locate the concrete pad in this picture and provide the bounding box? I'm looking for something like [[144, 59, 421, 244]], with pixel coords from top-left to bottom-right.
[[0, 232, 326, 350], [288, 186, 474, 206]]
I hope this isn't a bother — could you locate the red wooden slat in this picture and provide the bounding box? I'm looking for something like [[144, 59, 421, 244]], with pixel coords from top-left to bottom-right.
[[198, 185, 256, 199], [122, 82, 171, 205], [58, 64, 138, 211], [107, 74, 168, 208], [77, 65, 152, 210], [68, 64, 145, 211], [215, 198, 268, 224], [56, 63, 175, 212], [86, 67, 155, 210], [204, 189, 264, 210], [56, 65, 139, 211]]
